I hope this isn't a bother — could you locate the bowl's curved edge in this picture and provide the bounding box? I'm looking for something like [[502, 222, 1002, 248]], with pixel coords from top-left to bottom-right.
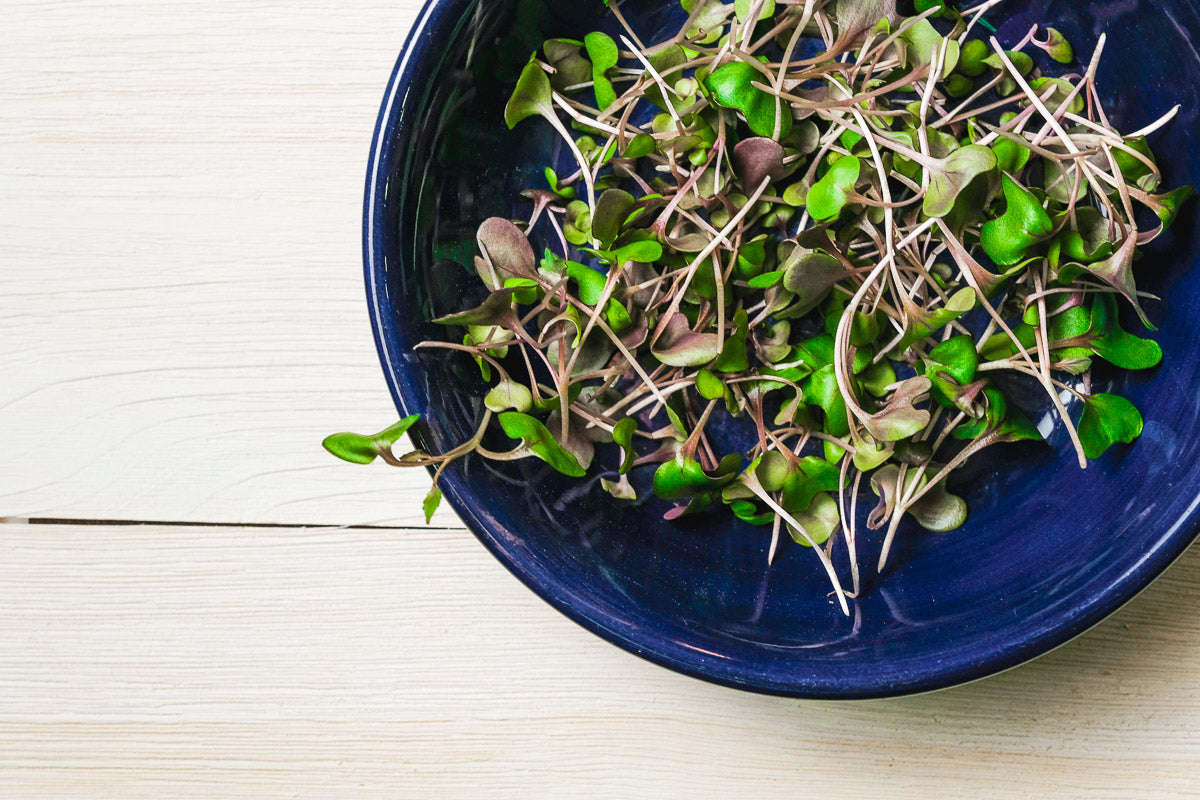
[[361, 0, 1200, 700]]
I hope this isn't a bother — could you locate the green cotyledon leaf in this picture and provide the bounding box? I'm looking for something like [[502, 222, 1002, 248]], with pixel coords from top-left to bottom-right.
[[704, 59, 792, 139], [958, 39, 988, 77], [601, 474, 638, 500], [498, 412, 586, 476], [793, 333, 836, 372], [505, 57, 555, 129], [1152, 185, 1196, 231], [952, 386, 1043, 443], [613, 417, 638, 474], [422, 487, 443, 524], [1078, 393, 1144, 460], [322, 414, 422, 465], [611, 239, 663, 266], [908, 478, 968, 532], [591, 188, 635, 250], [652, 453, 741, 501], [895, 287, 976, 352], [781, 248, 847, 315], [727, 498, 775, 526], [714, 309, 750, 372], [804, 364, 850, 437], [695, 368, 727, 401], [623, 132, 656, 159], [982, 50, 1033, 96], [1112, 136, 1160, 192], [992, 135, 1031, 174], [1029, 77, 1084, 115], [898, 18, 960, 76], [734, 0, 775, 21], [925, 334, 979, 408], [786, 493, 840, 547], [1059, 207, 1115, 263], [584, 31, 619, 110], [1088, 294, 1163, 370], [754, 450, 790, 492], [852, 432, 894, 471], [980, 176, 1053, 266], [1038, 27, 1074, 64], [543, 167, 576, 200], [780, 456, 842, 514], [806, 156, 861, 221], [542, 38, 591, 92], [484, 377, 534, 413], [927, 334, 979, 386]]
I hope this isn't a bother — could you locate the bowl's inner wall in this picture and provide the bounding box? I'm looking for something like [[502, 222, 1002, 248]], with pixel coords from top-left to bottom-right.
[[374, 0, 1200, 695]]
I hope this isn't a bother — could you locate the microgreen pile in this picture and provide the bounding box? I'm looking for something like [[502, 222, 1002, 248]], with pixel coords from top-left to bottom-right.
[[327, 0, 1192, 614]]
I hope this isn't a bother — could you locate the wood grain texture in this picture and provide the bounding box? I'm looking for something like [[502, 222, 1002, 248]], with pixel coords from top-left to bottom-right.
[[0, 522, 1197, 799], [4, 2, 1200, 796], [0, 0, 453, 526]]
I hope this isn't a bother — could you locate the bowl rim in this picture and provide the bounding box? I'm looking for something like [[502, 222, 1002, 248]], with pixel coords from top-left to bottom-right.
[[362, 0, 1200, 699]]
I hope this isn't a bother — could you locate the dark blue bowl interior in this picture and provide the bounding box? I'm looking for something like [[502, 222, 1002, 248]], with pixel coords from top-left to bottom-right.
[[366, 0, 1200, 697]]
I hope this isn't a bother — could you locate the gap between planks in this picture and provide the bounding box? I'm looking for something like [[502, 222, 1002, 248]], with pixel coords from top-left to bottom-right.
[[0, 516, 466, 531]]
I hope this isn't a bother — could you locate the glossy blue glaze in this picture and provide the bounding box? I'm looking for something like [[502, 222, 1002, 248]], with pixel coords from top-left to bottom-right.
[[364, 0, 1200, 698]]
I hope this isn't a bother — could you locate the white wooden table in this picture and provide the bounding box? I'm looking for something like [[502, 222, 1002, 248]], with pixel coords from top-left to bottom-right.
[[2, 2, 1198, 796]]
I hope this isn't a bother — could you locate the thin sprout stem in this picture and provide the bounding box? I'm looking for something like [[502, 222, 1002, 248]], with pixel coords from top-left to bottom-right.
[[743, 474, 850, 615], [650, 175, 772, 348], [544, 100, 598, 225]]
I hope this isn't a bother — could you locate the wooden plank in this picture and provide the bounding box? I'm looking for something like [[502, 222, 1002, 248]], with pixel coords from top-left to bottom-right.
[[0, 521, 1197, 798], [0, 0, 454, 526]]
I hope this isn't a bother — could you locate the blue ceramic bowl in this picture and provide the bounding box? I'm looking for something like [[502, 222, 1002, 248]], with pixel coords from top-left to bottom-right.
[[364, 0, 1200, 698]]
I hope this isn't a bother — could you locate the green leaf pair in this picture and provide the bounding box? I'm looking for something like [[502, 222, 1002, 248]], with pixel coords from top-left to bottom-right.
[[952, 387, 1042, 443], [505, 58, 556, 129], [806, 156, 861, 221], [653, 453, 742, 502], [980, 176, 1053, 266], [705, 59, 792, 139], [895, 287, 977, 352], [584, 32, 619, 111], [869, 464, 968, 533], [498, 412, 587, 477], [924, 334, 980, 410], [322, 415, 422, 465], [1087, 294, 1163, 370]]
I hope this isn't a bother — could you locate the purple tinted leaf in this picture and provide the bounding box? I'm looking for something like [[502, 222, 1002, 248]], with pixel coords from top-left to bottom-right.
[[781, 249, 847, 315], [863, 376, 933, 442], [476, 217, 538, 287], [1073, 237, 1153, 328], [732, 137, 788, 192], [652, 313, 721, 367], [833, 0, 899, 46], [432, 288, 521, 327]]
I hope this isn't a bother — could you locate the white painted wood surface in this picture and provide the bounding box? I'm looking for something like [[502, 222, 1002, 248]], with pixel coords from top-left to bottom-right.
[[0, 522, 1196, 798], [1, 2, 1199, 797], [0, 0, 449, 527]]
